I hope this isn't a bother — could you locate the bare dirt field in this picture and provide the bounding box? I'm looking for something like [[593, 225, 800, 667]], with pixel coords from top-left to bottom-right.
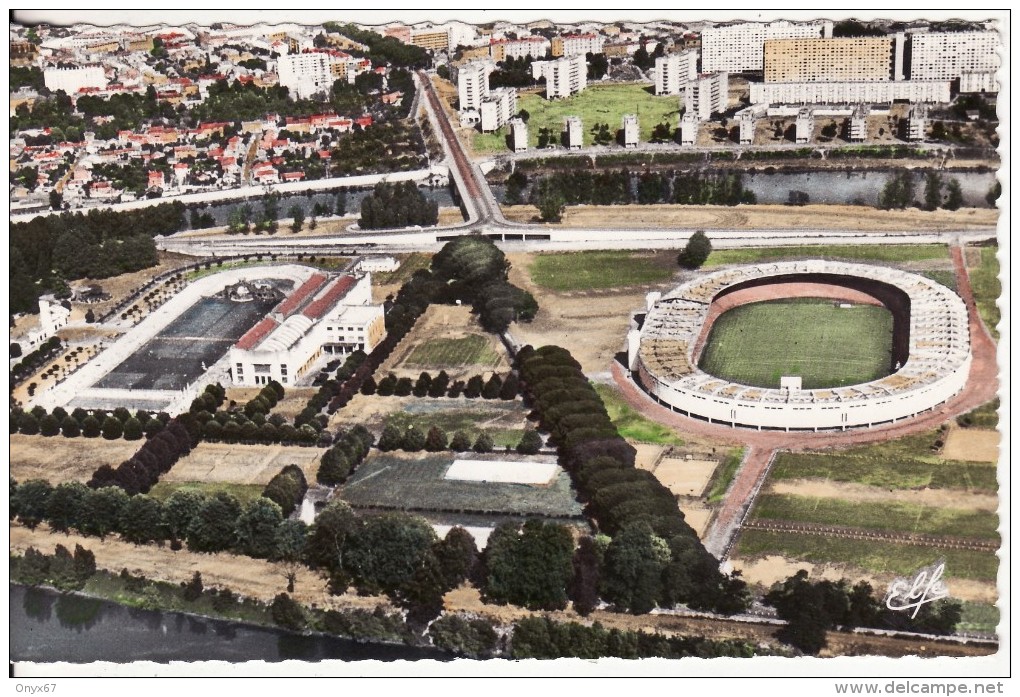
[[379, 304, 512, 379], [942, 426, 1001, 463], [679, 503, 713, 538], [224, 386, 317, 420], [329, 393, 411, 430], [10, 434, 142, 484], [500, 203, 998, 233], [768, 479, 999, 513], [506, 252, 654, 373], [653, 458, 719, 498], [729, 554, 996, 604], [632, 443, 664, 470], [164, 442, 323, 486]]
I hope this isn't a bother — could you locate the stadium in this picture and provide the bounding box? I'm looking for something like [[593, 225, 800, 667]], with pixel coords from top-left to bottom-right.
[[627, 260, 972, 431]]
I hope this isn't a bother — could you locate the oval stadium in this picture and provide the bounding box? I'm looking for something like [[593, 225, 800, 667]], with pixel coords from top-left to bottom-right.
[[627, 260, 971, 431]]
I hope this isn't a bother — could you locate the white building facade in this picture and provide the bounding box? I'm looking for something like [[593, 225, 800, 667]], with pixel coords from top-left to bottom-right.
[[277, 52, 334, 99], [543, 54, 587, 99], [750, 79, 952, 104], [622, 114, 639, 147], [909, 31, 999, 83], [701, 20, 832, 73], [654, 50, 699, 95], [563, 116, 583, 149], [480, 87, 517, 132], [44, 66, 108, 93], [683, 72, 728, 120], [457, 59, 495, 111]]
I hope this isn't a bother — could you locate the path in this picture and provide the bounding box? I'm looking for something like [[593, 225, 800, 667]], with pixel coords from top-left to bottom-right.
[[702, 447, 775, 558]]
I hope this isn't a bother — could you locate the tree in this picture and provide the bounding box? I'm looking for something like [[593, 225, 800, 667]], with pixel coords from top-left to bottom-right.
[[473, 432, 494, 453], [19, 413, 39, 436], [424, 426, 448, 452], [81, 416, 101, 438], [122, 417, 143, 441], [600, 522, 671, 614], [483, 520, 574, 610], [39, 414, 61, 437], [344, 513, 438, 595], [101, 416, 124, 440], [15, 480, 53, 529], [183, 571, 204, 601], [119, 494, 164, 544], [482, 374, 503, 399], [449, 431, 472, 452], [235, 498, 285, 558], [377, 424, 403, 452], [677, 231, 712, 269], [288, 204, 305, 233], [537, 189, 565, 223], [464, 375, 484, 399], [434, 526, 479, 590], [46, 481, 90, 533], [923, 172, 943, 211], [516, 428, 543, 455], [187, 492, 242, 553], [569, 535, 602, 616], [765, 570, 846, 655], [944, 178, 964, 211], [81, 486, 130, 539], [10, 342, 22, 358], [163, 489, 204, 542], [271, 592, 307, 631]]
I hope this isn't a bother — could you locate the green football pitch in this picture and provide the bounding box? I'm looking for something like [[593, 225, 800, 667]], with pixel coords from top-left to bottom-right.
[[697, 299, 894, 389]]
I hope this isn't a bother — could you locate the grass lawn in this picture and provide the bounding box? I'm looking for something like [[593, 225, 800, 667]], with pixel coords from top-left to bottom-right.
[[969, 245, 1000, 340], [698, 299, 893, 389], [383, 401, 530, 449], [148, 481, 267, 506], [473, 83, 680, 153], [734, 529, 999, 582], [529, 250, 676, 292], [959, 601, 1000, 634], [593, 383, 684, 446], [957, 398, 1000, 430], [706, 448, 746, 503], [752, 494, 1000, 541], [703, 244, 950, 268], [404, 334, 502, 368], [770, 442, 998, 493], [920, 269, 958, 291]]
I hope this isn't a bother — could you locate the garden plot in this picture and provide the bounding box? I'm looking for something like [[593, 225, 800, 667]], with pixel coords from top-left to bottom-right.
[[942, 427, 1000, 463], [445, 459, 559, 485], [164, 442, 322, 485], [652, 458, 719, 498]]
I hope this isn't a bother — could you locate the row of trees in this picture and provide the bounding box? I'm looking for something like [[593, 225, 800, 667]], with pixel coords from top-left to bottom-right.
[[11, 404, 168, 441], [294, 352, 366, 428], [10, 336, 63, 383], [367, 371, 519, 400], [358, 181, 439, 230], [515, 344, 748, 615], [86, 416, 198, 495], [262, 465, 310, 518], [12, 545, 98, 592], [316, 426, 375, 486], [374, 423, 531, 455], [922, 172, 965, 211]]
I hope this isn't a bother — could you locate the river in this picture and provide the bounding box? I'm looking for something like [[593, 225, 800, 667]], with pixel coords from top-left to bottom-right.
[[10, 585, 449, 664]]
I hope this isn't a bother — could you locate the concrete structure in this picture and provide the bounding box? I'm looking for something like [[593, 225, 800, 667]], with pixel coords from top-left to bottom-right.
[[750, 79, 952, 104], [457, 60, 494, 111], [735, 103, 768, 145], [907, 104, 928, 141], [630, 261, 971, 431], [909, 31, 999, 84], [849, 104, 869, 142], [562, 116, 583, 149], [410, 28, 450, 52], [551, 33, 605, 58], [480, 87, 517, 132], [356, 256, 399, 273], [230, 272, 385, 387], [622, 114, 639, 147], [654, 50, 699, 95], [764, 37, 895, 83], [701, 20, 832, 73], [509, 117, 528, 152], [43, 66, 107, 93], [277, 52, 334, 99], [490, 36, 550, 61], [795, 107, 814, 144], [543, 54, 587, 99], [679, 112, 700, 146], [959, 69, 998, 94], [683, 72, 728, 120]]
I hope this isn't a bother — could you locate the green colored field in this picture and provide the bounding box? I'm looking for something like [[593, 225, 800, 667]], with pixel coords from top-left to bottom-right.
[[734, 529, 999, 582], [771, 446, 998, 493], [384, 402, 529, 448], [148, 481, 266, 505], [703, 244, 950, 268], [706, 448, 746, 503], [969, 246, 1000, 340], [920, 269, 958, 291], [959, 601, 1000, 634], [529, 250, 676, 292], [371, 252, 432, 285], [698, 299, 893, 389], [473, 84, 680, 153], [593, 383, 685, 446], [404, 334, 502, 368], [957, 398, 1000, 430], [753, 494, 999, 541]]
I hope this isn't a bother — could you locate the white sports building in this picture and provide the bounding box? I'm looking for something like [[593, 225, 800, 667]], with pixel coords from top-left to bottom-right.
[[628, 261, 971, 431]]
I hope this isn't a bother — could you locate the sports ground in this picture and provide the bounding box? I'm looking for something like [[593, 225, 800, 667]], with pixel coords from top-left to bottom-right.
[[697, 298, 894, 389]]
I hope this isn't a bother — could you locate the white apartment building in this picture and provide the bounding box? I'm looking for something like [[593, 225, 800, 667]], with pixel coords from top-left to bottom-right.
[[457, 60, 495, 111], [230, 273, 386, 387], [679, 113, 700, 146], [480, 87, 517, 132], [44, 66, 108, 93], [735, 103, 769, 145], [552, 33, 606, 57], [907, 104, 927, 141], [654, 50, 698, 95], [909, 31, 999, 83], [701, 20, 832, 73], [795, 107, 814, 144], [543, 54, 587, 99], [959, 69, 997, 94], [849, 104, 869, 142], [750, 79, 952, 104], [683, 72, 728, 120], [277, 52, 334, 100], [509, 118, 528, 151], [563, 116, 583, 149], [490, 36, 550, 61], [622, 114, 639, 147]]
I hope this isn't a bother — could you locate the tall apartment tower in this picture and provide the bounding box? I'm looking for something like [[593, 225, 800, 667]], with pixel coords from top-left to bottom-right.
[[509, 118, 528, 152], [545, 54, 587, 99], [277, 53, 334, 99], [701, 20, 833, 73], [909, 31, 999, 88], [654, 50, 699, 95], [679, 112, 700, 146], [907, 104, 928, 141], [849, 104, 870, 142], [621, 114, 639, 147], [683, 72, 728, 120], [795, 108, 815, 144], [562, 116, 583, 149], [458, 60, 494, 111]]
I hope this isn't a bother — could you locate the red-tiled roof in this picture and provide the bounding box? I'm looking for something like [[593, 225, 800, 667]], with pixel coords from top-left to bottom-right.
[[303, 276, 356, 320], [275, 273, 327, 316], [235, 317, 279, 350]]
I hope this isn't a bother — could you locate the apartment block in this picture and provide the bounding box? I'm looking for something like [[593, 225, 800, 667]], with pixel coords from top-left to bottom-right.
[[959, 69, 997, 94], [909, 31, 999, 82], [679, 113, 700, 146], [750, 79, 951, 104], [410, 28, 450, 52], [563, 116, 583, 149], [849, 104, 869, 141], [544, 54, 587, 99], [907, 104, 927, 141], [480, 88, 517, 132], [551, 33, 606, 58], [277, 52, 334, 99], [509, 118, 528, 152], [701, 20, 832, 73], [654, 50, 698, 95], [490, 36, 550, 62], [795, 108, 814, 144], [622, 114, 639, 147], [764, 37, 894, 83], [683, 72, 728, 120], [457, 60, 495, 111]]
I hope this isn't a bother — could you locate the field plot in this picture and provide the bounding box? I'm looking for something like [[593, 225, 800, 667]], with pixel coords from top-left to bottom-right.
[[383, 399, 531, 448], [473, 84, 678, 152], [650, 458, 718, 498], [593, 383, 684, 445], [148, 481, 266, 506], [404, 334, 502, 369], [10, 434, 142, 484], [445, 459, 558, 484], [969, 245, 1001, 339], [95, 296, 278, 391], [698, 299, 893, 389], [340, 451, 583, 518], [942, 427, 1000, 463], [528, 250, 677, 292], [383, 304, 510, 378], [704, 244, 950, 268], [163, 442, 323, 485]]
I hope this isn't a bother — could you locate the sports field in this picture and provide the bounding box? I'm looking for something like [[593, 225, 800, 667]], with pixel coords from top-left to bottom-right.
[[697, 298, 893, 389], [404, 334, 502, 368], [703, 244, 950, 268], [529, 250, 676, 292], [473, 83, 679, 153]]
